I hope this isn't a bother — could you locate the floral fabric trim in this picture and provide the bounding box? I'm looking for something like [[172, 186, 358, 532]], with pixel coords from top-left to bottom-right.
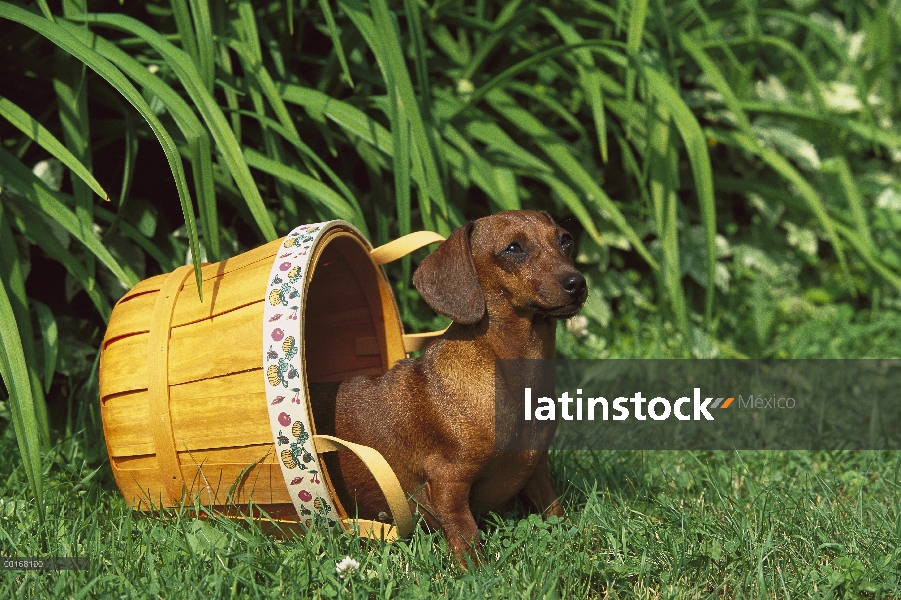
[[263, 220, 348, 527]]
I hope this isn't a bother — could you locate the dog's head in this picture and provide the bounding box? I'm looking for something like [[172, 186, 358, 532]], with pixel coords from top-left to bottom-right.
[[413, 210, 588, 324]]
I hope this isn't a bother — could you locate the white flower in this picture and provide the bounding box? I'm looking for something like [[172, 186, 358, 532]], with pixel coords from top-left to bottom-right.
[[566, 315, 589, 338], [336, 556, 360, 578]]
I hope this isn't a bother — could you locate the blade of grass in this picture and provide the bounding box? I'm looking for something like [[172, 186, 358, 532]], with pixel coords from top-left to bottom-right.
[[759, 9, 874, 122], [231, 108, 366, 232], [343, 0, 449, 231], [624, 0, 648, 130], [716, 174, 899, 292], [103, 108, 138, 240], [212, 2, 241, 140], [170, 0, 200, 73], [831, 156, 873, 248], [540, 7, 608, 163], [32, 301, 58, 395], [0, 4, 203, 293], [642, 67, 717, 322], [71, 12, 276, 244], [709, 128, 850, 286], [230, 16, 298, 230], [504, 80, 589, 142], [678, 31, 753, 136], [460, 0, 529, 81], [277, 82, 429, 227], [95, 205, 179, 273], [738, 101, 899, 149], [0, 203, 50, 447], [67, 22, 220, 261], [440, 125, 507, 209], [319, 0, 353, 88], [447, 40, 627, 122], [0, 95, 109, 201], [56, 0, 96, 299], [486, 88, 657, 269], [243, 148, 361, 226], [0, 146, 135, 289], [713, 35, 827, 111], [188, 0, 215, 93], [0, 204, 44, 524], [537, 174, 605, 245], [648, 104, 689, 337]]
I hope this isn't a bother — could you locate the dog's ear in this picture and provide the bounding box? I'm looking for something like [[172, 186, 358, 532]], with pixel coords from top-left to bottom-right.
[[413, 222, 486, 324]]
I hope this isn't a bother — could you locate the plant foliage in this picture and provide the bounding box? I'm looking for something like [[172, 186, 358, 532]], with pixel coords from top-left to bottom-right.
[[0, 0, 900, 523]]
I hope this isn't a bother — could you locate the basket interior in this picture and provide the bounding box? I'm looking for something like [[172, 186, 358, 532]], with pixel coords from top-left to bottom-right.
[[304, 232, 395, 384], [303, 230, 405, 518]]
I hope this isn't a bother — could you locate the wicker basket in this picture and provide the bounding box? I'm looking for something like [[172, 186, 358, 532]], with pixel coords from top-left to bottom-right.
[[98, 220, 444, 539]]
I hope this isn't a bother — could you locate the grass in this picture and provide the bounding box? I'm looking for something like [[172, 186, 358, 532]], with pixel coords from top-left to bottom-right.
[[1, 427, 899, 597], [2, 322, 901, 598]]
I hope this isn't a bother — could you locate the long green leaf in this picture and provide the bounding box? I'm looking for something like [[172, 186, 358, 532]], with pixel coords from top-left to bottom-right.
[[277, 83, 431, 219], [0, 95, 108, 201], [642, 68, 717, 322], [739, 101, 900, 149], [32, 301, 58, 395], [243, 148, 360, 225], [319, 0, 353, 88], [188, 0, 215, 93], [59, 20, 221, 262], [540, 8, 608, 163], [448, 40, 626, 122], [759, 9, 874, 121], [709, 128, 849, 283], [0, 146, 135, 290], [486, 88, 658, 270], [0, 201, 50, 447], [231, 107, 366, 231], [648, 104, 689, 337], [71, 12, 275, 244], [0, 204, 44, 524], [624, 0, 648, 118], [678, 31, 753, 136], [343, 0, 449, 231], [10, 199, 113, 320], [0, 3, 204, 293]]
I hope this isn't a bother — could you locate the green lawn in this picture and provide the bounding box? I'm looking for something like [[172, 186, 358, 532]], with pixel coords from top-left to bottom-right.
[[4, 312, 901, 597], [2, 419, 899, 597]]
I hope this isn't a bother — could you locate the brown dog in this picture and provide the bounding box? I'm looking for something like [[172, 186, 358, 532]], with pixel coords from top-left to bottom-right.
[[333, 210, 587, 560]]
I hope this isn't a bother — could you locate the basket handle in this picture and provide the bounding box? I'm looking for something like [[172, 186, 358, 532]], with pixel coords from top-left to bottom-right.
[[313, 434, 415, 541], [370, 231, 449, 352], [148, 264, 194, 502], [369, 230, 445, 265]]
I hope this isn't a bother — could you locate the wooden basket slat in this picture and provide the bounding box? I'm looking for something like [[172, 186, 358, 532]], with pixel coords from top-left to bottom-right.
[[103, 371, 271, 458], [112, 462, 290, 508], [101, 389, 153, 456], [99, 332, 150, 397], [168, 302, 264, 386], [102, 302, 265, 396], [116, 238, 284, 304], [104, 255, 274, 347]]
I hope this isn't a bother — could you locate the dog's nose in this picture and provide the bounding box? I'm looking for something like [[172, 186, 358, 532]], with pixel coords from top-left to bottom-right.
[[562, 273, 587, 298]]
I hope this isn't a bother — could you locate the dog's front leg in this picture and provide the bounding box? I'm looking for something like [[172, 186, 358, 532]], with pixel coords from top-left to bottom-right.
[[520, 451, 563, 518], [426, 475, 480, 566]]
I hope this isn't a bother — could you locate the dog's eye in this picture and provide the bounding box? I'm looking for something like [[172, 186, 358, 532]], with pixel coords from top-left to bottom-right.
[[560, 233, 573, 252], [504, 242, 525, 254]]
